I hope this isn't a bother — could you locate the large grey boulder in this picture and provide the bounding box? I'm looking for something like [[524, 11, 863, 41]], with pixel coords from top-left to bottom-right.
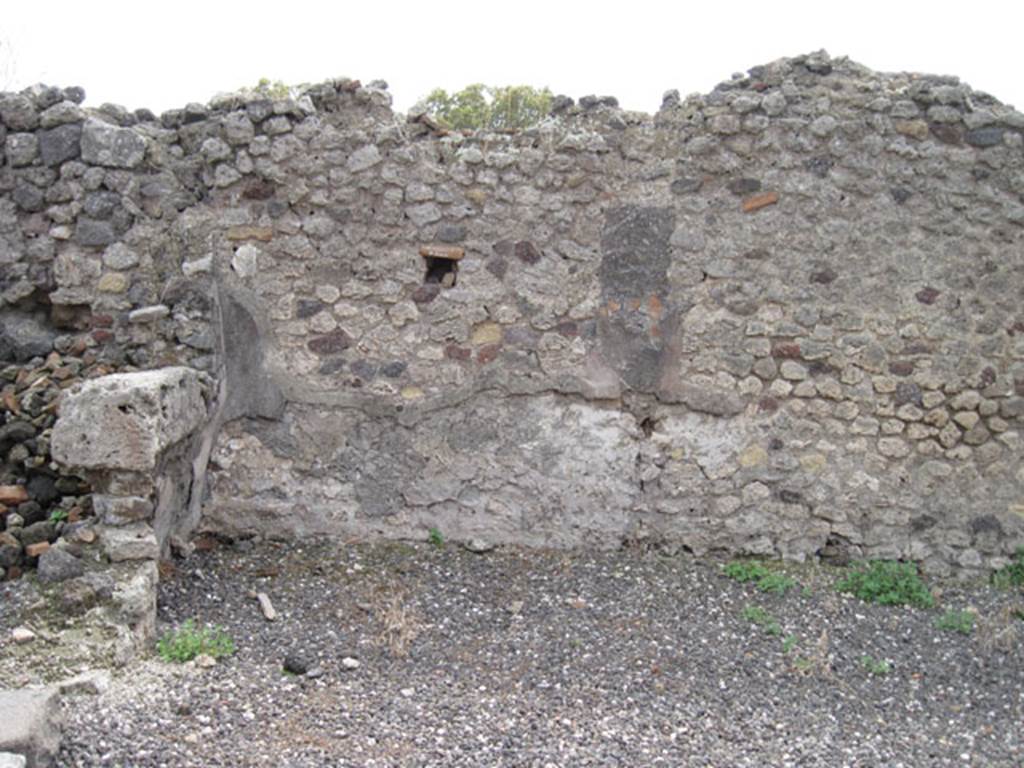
[[0, 688, 61, 767], [51, 367, 210, 473], [80, 118, 146, 168], [0, 752, 27, 768]]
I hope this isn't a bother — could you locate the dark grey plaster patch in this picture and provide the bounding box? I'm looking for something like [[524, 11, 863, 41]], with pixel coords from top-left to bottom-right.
[[219, 292, 286, 422]]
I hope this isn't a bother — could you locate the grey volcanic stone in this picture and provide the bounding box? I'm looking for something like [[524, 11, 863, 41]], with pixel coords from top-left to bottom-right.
[[0, 95, 39, 130], [80, 119, 146, 168], [37, 548, 85, 583], [74, 218, 117, 247], [38, 124, 82, 166], [0, 687, 61, 767], [0, 313, 57, 362], [5, 133, 39, 166]]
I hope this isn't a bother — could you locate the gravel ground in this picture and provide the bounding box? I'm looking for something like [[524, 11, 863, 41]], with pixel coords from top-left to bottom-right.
[[4, 538, 1023, 767]]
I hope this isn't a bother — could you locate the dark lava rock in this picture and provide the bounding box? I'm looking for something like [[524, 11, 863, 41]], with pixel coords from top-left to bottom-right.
[[37, 547, 85, 583], [283, 653, 310, 675], [27, 475, 60, 506]]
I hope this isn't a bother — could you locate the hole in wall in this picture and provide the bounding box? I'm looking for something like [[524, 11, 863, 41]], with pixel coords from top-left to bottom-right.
[[424, 256, 458, 287]]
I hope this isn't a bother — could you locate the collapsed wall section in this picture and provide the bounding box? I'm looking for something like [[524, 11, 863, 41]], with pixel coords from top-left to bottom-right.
[[3, 52, 1024, 579]]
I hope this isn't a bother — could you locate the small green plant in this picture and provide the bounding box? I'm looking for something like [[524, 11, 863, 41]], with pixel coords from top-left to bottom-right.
[[860, 654, 891, 676], [48, 508, 69, 523], [793, 657, 816, 672], [741, 604, 782, 636], [835, 560, 934, 608], [935, 609, 975, 635], [724, 561, 796, 595], [157, 619, 235, 663], [991, 548, 1024, 590], [428, 527, 444, 547], [782, 634, 799, 653]]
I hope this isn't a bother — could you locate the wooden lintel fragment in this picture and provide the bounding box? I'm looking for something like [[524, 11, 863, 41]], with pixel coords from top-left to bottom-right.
[[742, 192, 779, 213], [419, 245, 465, 261], [226, 225, 274, 242]]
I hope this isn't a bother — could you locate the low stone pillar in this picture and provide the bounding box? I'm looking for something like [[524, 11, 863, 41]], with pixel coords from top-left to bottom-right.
[[51, 367, 212, 652]]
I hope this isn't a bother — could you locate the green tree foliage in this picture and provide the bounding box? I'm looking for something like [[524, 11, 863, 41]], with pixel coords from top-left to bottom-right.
[[419, 84, 553, 131]]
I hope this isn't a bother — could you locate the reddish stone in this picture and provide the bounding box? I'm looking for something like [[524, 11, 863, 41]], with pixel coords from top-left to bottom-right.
[[0, 485, 29, 505], [192, 534, 219, 552], [307, 330, 352, 355], [889, 360, 915, 377], [91, 329, 113, 343], [929, 124, 962, 145], [742, 192, 779, 213], [226, 225, 273, 242], [242, 180, 276, 200], [4, 565, 22, 581], [1014, 377, 1024, 397], [916, 287, 940, 305], [555, 321, 579, 337], [514, 241, 541, 265], [90, 313, 114, 328], [445, 345, 471, 361], [2, 390, 18, 414], [771, 343, 802, 360], [477, 344, 502, 365], [411, 284, 441, 304], [420, 244, 465, 261], [25, 541, 50, 558], [759, 397, 780, 413], [1008, 321, 1024, 337]]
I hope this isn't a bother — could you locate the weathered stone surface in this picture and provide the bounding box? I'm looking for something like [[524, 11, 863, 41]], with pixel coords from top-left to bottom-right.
[[101, 523, 159, 562], [5, 133, 39, 166], [37, 548, 85, 583], [51, 368, 209, 473], [6, 55, 1024, 580], [75, 218, 117, 247], [220, 294, 286, 421], [0, 688, 61, 767], [37, 123, 82, 166], [80, 119, 147, 168], [346, 144, 381, 172]]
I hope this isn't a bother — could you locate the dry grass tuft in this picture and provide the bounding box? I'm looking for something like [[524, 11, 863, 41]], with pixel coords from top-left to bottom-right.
[[373, 583, 422, 657]]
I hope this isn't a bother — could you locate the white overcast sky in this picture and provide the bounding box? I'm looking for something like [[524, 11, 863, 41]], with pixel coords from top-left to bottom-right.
[[2, 1, 1022, 115]]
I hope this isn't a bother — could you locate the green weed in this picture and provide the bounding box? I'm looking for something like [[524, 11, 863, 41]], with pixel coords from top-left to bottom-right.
[[157, 619, 235, 663], [935, 609, 975, 635], [860, 654, 891, 676], [991, 548, 1024, 590], [724, 561, 796, 595], [741, 604, 782, 636], [782, 634, 799, 653], [48, 508, 68, 523], [428, 528, 444, 547], [835, 561, 934, 608]]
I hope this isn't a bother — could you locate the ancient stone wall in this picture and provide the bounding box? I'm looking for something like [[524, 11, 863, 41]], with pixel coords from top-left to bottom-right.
[[3, 51, 1024, 579]]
